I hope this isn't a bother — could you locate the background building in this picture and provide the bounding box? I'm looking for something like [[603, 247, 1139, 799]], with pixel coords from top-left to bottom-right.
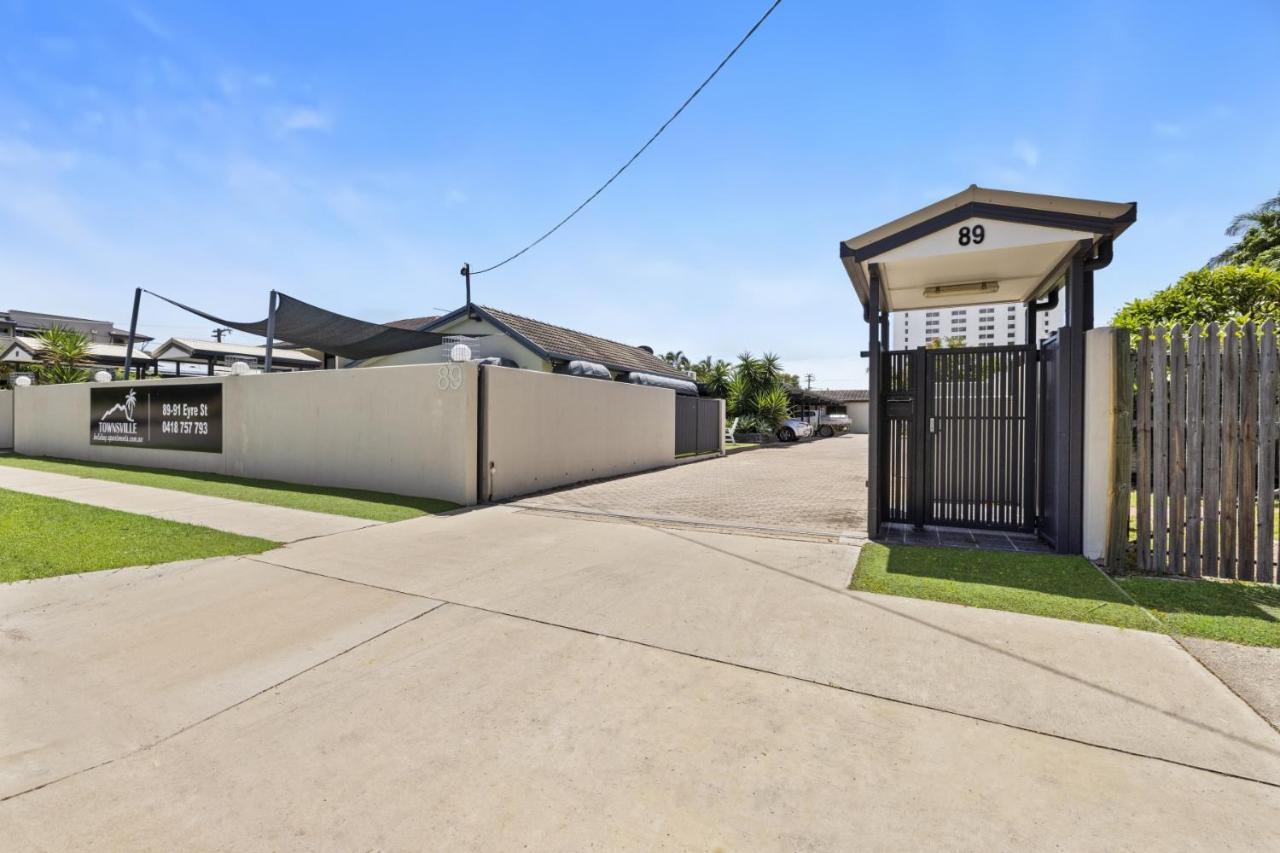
[[891, 301, 1066, 350]]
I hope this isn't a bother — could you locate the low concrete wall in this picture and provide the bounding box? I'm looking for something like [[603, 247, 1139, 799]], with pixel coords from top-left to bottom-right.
[[481, 367, 675, 501], [13, 365, 479, 505], [0, 389, 13, 449]]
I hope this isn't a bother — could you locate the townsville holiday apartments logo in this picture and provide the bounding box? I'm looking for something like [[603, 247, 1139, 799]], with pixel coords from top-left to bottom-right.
[[100, 388, 138, 422], [91, 387, 142, 444]]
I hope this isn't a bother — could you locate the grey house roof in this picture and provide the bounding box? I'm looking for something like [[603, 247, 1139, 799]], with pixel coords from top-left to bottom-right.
[[399, 305, 689, 380], [818, 389, 869, 403], [1, 308, 153, 342]]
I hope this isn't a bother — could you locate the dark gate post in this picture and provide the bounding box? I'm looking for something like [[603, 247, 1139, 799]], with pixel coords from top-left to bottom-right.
[[909, 346, 928, 528], [1060, 249, 1092, 552], [123, 287, 141, 381], [866, 264, 883, 539], [263, 290, 278, 374]]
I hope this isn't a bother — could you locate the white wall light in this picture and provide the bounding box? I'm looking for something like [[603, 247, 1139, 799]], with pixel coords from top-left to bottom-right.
[[93, 370, 113, 383], [231, 361, 251, 375], [450, 343, 472, 362]]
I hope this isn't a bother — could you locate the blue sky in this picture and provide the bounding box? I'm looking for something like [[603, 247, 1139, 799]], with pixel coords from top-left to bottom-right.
[[2, 1, 1278, 386]]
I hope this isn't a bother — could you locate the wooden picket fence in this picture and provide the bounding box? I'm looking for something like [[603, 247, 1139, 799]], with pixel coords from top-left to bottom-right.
[[1133, 321, 1279, 583]]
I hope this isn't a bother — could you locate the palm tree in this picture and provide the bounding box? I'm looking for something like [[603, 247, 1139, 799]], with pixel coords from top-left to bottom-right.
[[34, 326, 92, 384], [662, 350, 690, 371], [1210, 191, 1280, 269], [758, 352, 785, 386], [703, 360, 733, 399]]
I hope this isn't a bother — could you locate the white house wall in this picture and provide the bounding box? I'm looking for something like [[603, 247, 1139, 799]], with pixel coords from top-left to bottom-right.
[[358, 316, 550, 372]]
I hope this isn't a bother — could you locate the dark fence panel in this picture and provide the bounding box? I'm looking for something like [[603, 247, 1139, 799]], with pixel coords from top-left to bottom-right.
[[675, 396, 723, 456], [925, 345, 1031, 532]]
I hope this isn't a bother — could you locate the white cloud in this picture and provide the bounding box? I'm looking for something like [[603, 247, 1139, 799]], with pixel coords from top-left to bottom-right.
[[279, 107, 333, 133], [1011, 138, 1040, 169], [127, 4, 172, 41]]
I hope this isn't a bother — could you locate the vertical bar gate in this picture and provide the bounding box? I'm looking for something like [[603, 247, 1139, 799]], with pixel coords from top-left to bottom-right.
[[882, 344, 1034, 533]]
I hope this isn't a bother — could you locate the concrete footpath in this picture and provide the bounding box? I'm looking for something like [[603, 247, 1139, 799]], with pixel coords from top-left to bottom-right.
[[3, 505, 1280, 850], [0, 465, 378, 542]]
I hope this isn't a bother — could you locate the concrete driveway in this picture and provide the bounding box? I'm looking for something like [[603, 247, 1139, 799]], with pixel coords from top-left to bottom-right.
[[4, 503, 1280, 849], [517, 433, 867, 540]]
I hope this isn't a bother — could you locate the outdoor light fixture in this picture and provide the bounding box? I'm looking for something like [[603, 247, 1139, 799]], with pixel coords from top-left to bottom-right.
[[450, 343, 472, 362], [93, 370, 113, 383], [14, 375, 32, 387], [923, 281, 999, 298], [231, 361, 251, 376]]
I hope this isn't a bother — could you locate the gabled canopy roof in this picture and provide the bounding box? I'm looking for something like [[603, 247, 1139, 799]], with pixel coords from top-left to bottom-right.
[[840, 186, 1136, 312], [150, 337, 320, 367], [0, 337, 156, 366]]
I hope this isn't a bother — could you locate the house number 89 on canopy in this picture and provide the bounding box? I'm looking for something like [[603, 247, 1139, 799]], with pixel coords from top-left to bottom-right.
[[958, 224, 986, 246]]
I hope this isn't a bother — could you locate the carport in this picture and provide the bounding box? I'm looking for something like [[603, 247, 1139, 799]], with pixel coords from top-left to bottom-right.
[[840, 186, 1136, 552]]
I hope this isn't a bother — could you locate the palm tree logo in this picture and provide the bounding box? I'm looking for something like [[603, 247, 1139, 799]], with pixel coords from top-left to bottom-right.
[[101, 389, 137, 422]]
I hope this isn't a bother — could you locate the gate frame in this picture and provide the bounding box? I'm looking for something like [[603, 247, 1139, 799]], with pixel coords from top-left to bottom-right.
[[845, 188, 1136, 554]]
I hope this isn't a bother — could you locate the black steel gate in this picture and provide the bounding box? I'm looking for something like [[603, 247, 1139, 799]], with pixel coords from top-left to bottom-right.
[[883, 345, 1034, 532]]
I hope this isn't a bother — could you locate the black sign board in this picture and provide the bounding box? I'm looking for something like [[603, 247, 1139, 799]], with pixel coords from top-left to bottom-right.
[[90, 383, 223, 453]]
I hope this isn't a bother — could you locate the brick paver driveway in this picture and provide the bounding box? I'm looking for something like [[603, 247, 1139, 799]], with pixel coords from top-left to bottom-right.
[[516, 434, 867, 539]]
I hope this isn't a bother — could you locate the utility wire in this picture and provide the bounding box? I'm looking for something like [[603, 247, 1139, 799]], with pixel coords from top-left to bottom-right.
[[470, 0, 784, 275]]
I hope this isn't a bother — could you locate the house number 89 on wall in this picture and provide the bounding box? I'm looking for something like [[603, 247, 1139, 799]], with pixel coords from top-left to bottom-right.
[[437, 364, 464, 391], [958, 224, 985, 246]]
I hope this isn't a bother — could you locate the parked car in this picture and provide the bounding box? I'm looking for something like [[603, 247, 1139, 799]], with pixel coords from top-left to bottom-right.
[[797, 409, 851, 438], [775, 417, 814, 442]]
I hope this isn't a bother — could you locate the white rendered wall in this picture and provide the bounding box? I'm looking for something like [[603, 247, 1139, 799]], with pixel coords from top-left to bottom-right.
[[481, 368, 675, 501], [13, 365, 479, 505]]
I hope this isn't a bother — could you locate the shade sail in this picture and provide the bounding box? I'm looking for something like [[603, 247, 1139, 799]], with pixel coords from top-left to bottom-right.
[[144, 291, 449, 360]]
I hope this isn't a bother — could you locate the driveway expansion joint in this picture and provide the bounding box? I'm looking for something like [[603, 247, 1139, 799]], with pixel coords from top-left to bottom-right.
[[247, 554, 1280, 792], [0, 595, 449, 804]]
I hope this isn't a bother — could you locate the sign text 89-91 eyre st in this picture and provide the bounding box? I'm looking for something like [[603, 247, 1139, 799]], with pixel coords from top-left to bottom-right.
[[90, 383, 223, 453]]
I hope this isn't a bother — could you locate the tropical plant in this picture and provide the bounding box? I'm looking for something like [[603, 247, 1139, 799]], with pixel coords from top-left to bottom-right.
[[33, 326, 92, 384], [1111, 265, 1280, 334], [662, 350, 690, 372], [702, 360, 733, 398], [749, 385, 792, 430], [1210, 191, 1280, 270]]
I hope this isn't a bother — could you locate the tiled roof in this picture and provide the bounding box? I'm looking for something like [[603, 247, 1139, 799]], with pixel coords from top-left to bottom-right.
[[385, 315, 438, 330], [817, 388, 869, 402], [479, 306, 688, 380]]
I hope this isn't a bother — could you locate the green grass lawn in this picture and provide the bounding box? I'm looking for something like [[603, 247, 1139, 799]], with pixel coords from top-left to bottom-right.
[[852, 542, 1280, 647], [1118, 575, 1280, 646], [0, 454, 459, 522], [675, 442, 761, 459], [0, 488, 277, 583], [724, 442, 761, 455]]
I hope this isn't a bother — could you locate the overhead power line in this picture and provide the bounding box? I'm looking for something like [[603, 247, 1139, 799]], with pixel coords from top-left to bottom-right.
[[470, 0, 784, 276]]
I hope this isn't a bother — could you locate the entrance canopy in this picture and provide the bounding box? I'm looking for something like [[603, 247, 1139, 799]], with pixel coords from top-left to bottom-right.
[[839, 186, 1135, 312]]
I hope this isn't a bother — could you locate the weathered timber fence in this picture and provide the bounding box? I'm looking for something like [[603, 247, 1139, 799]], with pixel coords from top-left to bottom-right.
[[1134, 321, 1279, 583]]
